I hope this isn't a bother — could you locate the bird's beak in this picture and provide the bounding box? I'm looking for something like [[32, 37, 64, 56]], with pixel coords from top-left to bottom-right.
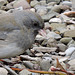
[[38, 29, 46, 37]]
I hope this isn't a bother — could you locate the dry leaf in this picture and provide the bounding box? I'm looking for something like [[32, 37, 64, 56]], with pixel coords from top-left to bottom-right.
[[64, 11, 75, 17], [56, 58, 65, 70], [26, 0, 31, 3], [28, 69, 67, 75]]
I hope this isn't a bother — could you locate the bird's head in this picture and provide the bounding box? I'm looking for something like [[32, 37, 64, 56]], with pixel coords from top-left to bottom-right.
[[22, 10, 44, 36]]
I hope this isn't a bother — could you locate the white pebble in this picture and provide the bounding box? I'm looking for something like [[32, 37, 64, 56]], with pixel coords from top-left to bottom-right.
[[0, 67, 8, 75], [49, 18, 62, 23], [65, 47, 75, 56]]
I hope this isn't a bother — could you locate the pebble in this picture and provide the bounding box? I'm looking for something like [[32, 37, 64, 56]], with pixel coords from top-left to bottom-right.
[[23, 61, 34, 69], [47, 37, 57, 47], [69, 65, 75, 71], [64, 30, 75, 37], [40, 59, 52, 71], [0, 67, 8, 75], [67, 40, 75, 47], [49, 18, 62, 23], [65, 47, 75, 56], [60, 37, 72, 44], [49, 23, 66, 31], [46, 31, 61, 40], [19, 69, 32, 75], [13, 64, 25, 69], [35, 53, 44, 57], [57, 43, 67, 52], [61, 1, 72, 7], [51, 5, 70, 13], [36, 34, 45, 40], [4, 66, 18, 75], [33, 47, 57, 53], [67, 25, 75, 30], [0, 0, 7, 8], [41, 11, 58, 21], [68, 59, 75, 66], [13, 0, 31, 9], [30, 8, 35, 12], [69, 51, 75, 60], [36, 8, 47, 16], [30, 0, 40, 7], [46, 0, 60, 3], [5, 1, 15, 10], [20, 55, 39, 61], [40, 0, 46, 5]]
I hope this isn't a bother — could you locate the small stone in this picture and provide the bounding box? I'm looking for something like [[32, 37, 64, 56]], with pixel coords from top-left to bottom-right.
[[43, 53, 51, 57], [49, 18, 62, 23], [60, 37, 72, 44], [67, 71, 75, 74], [40, 59, 52, 71], [30, 8, 35, 12], [61, 1, 72, 7], [47, 37, 57, 47], [13, 0, 31, 9], [52, 55, 63, 60], [47, 2, 56, 6], [67, 25, 75, 30], [44, 22, 51, 29], [23, 61, 34, 69], [57, 43, 67, 52], [58, 52, 66, 56], [40, 0, 46, 5], [14, 64, 25, 69], [59, 14, 70, 23], [68, 40, 75, 48], [36, 8, 47, 16], [42, 56, 52, 61], [64, 30, 75, 37], [69, 51, 75, 60], [35, 34, 45, 41], [0, 0, 7, 8], [49, 23, 66, 31], [6, 1, 15, 10], [68, 59, 75, 66], [19, 69, 32, 75], [25, 49, 33, 56], [33, 47, 57, 53], [32, 73, 40, 75], [0, 67, 8, 75], [33, 64, 41, 70], [69, 64, 75, 71], [30, 0, 40, 7], [65, 47, 75, 56], [46, 6, 53, 11], [20, 55, 40, 61], [46, 32, 61, 40], [0, 10, 6, 14], [59, 56, 69, 62], [35, 53, 43, 57], [34, 5, 47, 16], [51, 5, 70, 13], [34, 5, 46, 10], [41, 11, 58, 21], [4, 66, 18, 75], [46, 0, 60, 4]]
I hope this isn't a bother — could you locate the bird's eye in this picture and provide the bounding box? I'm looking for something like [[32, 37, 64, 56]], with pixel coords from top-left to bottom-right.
[[34, 23, 38, 27]]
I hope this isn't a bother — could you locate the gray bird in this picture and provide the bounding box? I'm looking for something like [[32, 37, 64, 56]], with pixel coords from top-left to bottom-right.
[[0, 10, 44, 58]]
